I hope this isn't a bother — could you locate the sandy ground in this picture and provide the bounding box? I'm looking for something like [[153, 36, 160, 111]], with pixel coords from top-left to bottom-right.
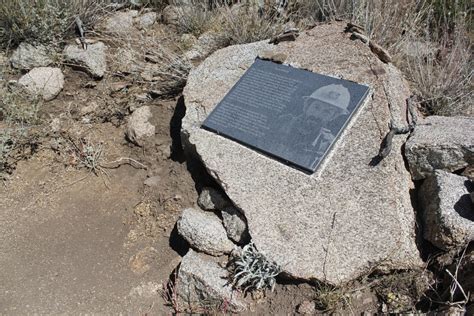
[[0, 88, 199, 313]]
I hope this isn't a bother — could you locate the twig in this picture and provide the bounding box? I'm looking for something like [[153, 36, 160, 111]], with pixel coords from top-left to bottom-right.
[[101, 157, 147, 170], [445, 269, 468, 303]]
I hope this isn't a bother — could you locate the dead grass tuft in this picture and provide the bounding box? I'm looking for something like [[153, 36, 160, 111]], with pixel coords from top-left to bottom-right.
[[0, 0, 115, 49], [214, 3, 287, 45], [289, 0, 472, 115]]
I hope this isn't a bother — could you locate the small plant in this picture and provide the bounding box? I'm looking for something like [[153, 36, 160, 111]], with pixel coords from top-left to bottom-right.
[[1, 89, 42, 125], [0, 129, 15, 179], [215, 3, 286, 45], [66, 137, 107, 176], [313, 282, 350, 313], [230, 242, 281, 294], [160, 269, 181, 314], [175, 0, 217, 37]]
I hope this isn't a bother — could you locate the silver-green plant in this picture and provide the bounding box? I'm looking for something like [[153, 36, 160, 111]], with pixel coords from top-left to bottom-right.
[[230, 242, 281, 294]]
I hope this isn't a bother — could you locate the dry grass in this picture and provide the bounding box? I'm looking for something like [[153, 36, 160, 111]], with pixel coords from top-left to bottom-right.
[[0, 0, 117, 49], [287, 0, 472, 115], [214, 3, 287, 45]]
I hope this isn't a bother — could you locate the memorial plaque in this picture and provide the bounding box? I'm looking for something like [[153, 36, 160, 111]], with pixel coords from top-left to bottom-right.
[[202, 58, 370, 173]]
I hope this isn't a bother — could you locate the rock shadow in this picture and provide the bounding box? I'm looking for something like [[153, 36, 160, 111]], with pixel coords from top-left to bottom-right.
[[169, 223, 189, 257], [453, 180, 474, 221], [170, 96, 186, 163]]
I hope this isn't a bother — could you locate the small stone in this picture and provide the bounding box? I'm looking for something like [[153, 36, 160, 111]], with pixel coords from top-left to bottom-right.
[[18, 67, 64, 101], [161, 5, 186, 26], [177, 208, 234, 256], [63, 42, 107, 79], [110, 81, 130, 92], [222, 206, 250, 244], [126, 106, 155, 147], [50, 118, 61, 133], [419, 170, 474, 251], [180, 33, 198, 48], [144, 175, 161, 187], [405, 116, 474, 180], [184, 31, 226, 61], [111, 47, 140, 75], [137, 11, 157, 29], [197, 187, 231, 211], [83, 81, 97, 88], [176, 249, 246, 312], [80, 101, 99, 115], [10, 42, 53, 70], [104, 10, 138, 34], [297, 300, 316, 314]]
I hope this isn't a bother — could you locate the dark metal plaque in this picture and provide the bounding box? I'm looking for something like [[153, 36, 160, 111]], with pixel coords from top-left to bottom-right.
[[202, 58, 370, 173]]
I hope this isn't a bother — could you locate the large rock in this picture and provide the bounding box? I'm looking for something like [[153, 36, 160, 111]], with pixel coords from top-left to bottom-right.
[[18, 67, 64, 101], [181, 22, 423, 285], [176, 249, 246, 312], [405, 116, 474, 180], [419, 170, 474, 251], [10, 42, 53, 70], [177, 208, 234, 256], [126, 106, 155, 146], [63, 42, 107, 79]]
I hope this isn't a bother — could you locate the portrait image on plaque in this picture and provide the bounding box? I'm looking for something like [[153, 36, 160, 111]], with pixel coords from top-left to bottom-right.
[[202, 58, 370, 173]]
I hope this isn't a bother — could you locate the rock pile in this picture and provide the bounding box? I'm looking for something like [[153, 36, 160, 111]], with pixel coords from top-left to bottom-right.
[[181, 22, 423, 285], [174, 187, 250, 311]]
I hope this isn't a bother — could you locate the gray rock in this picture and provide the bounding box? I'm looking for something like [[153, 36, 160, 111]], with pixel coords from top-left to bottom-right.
[[184, 31, 226, 61], [63, 42, 107, 79], [103, 10, 138, 34], [110, 47, 141, 75], [405, 116, 474, 180], [222, 207, 250, 244], [180, 33, 198, 48], [126, 106, 155, 146], [136, 12, 157, 29], [161, 5, 189, 26], [177, 208, 234, 256], [10, 42, 53, 70], [18, 67, 64, 101], [176, 249, 246, 312], [419, 170, 474, 251], [181, 22, 423, 285], [197, 187, 230, 211]]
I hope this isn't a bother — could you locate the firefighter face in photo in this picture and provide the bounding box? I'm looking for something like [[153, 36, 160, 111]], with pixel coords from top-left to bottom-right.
[[302, 84, 350, 132]]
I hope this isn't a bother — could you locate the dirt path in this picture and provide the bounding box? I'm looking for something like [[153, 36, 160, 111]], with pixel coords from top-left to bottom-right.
[[0, 98, 198, 313]]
